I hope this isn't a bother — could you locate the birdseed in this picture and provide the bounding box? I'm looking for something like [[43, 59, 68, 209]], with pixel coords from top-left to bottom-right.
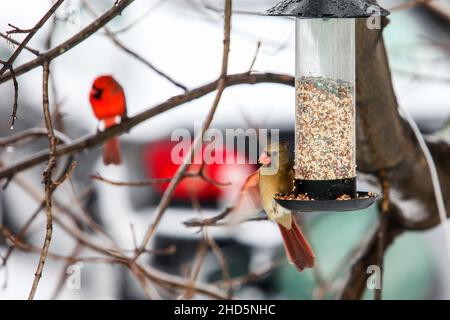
[[295, 76, 356, 181], [275, 193, 312, 201], [274, 192, 375, 202]]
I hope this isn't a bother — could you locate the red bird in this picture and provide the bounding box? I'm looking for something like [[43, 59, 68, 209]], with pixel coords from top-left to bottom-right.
[[89, 75, 127, 165]]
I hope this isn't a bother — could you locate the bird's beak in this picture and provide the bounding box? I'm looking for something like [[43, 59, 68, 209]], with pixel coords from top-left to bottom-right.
[[258, 152, 271, 165]]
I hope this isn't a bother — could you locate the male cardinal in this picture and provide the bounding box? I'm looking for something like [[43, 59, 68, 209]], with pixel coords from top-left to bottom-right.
[[89, 75, 127, 165], [227, 142, 315, 271]]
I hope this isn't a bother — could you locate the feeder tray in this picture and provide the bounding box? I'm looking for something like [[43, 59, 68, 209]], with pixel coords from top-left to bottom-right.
[[274, 192, 379, 213]]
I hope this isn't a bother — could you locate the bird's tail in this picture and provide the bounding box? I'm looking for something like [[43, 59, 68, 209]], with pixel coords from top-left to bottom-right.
[[103, 137, 121, 165], [278, 219, 315, 271], [103, 117, 121, 165]]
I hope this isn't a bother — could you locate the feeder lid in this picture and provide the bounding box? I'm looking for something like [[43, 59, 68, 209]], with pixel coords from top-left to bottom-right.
[[266, 0, 390, 18]]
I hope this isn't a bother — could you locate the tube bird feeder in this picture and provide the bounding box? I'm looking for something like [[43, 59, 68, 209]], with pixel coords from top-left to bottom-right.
[[267, 0, 390, 212]]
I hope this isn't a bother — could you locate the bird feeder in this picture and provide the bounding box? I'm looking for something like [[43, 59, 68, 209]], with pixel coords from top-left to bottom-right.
[[266, 0, 389, 212]]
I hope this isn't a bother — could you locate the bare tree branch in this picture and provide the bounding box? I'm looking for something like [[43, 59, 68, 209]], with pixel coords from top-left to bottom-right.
[[0, 33, 41, 56], [91, 165, 230, 188], [0, 0, 136, 85], [0, 128, 70, 147], [27, 61, 79, 299], [0, 0, 64, 75], [0, 72, 293, 180]]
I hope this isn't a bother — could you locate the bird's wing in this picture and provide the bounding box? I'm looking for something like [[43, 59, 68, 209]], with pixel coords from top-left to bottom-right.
[[225, 170, 263, 223]]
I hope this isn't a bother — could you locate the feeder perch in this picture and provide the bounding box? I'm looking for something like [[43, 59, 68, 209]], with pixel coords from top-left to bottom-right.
[[266, 0, 389, 212]]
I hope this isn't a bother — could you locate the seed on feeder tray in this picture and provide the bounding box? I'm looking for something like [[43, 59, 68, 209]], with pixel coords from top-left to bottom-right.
[[336, 194, 352, 201], [275, 193, 312, 201], [274, 192, 377, 202], [295, 76, 356, 181]]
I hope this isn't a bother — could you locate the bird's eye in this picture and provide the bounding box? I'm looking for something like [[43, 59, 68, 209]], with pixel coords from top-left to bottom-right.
[[91, 86, 104, 100]]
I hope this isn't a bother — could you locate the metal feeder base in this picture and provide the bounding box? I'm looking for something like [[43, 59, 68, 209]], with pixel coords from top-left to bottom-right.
[[275, 191, 379, 212], [295, 178, 357, 200]]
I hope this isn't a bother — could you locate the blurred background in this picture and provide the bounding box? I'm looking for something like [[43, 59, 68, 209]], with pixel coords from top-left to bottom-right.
[[0, 0, 449, 300]]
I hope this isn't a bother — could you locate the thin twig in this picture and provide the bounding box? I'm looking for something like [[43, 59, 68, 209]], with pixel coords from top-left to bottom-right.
[[0, 154, 75, 267], [185, 188, 232, 299], [130, 223, 139, 251], [5, 167, 226, 300], [204, 229, 232, 298], [0, 203, 43, 267], [45, 10, 65, 133], [112, 0, 166, 34], [9, 66, 18, 129], [0, 224, 116, 264], [179, 240, 209, 300], [6, 23, 35, 35], [215, 256, 284, 289], [50, 243, 82, 300], [0, 127, 69, 148], [81, 0, 188, 91], [0, 0, 64, 75], [130, 263, 162, 300], [0, 0, 136, 85], [248, 41, 261, 71], [91, 168, 230, 188], [0, 33, 41, 56], [136, 0, 233, 256], [66, 180, 116, 245], [183, 207, 233, 228]]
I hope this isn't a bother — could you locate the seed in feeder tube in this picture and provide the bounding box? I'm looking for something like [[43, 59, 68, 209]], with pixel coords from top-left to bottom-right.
[[295, 76, 356, 181]]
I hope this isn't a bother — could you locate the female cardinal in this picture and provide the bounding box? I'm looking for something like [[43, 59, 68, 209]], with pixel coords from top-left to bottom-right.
[[89, 75, 127, 165], [226, 142, 315, 271], [258, 142, 315, 271]]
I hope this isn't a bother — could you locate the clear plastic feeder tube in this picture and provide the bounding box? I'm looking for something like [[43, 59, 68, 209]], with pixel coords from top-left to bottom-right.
[[294, 18, 356, 200]]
